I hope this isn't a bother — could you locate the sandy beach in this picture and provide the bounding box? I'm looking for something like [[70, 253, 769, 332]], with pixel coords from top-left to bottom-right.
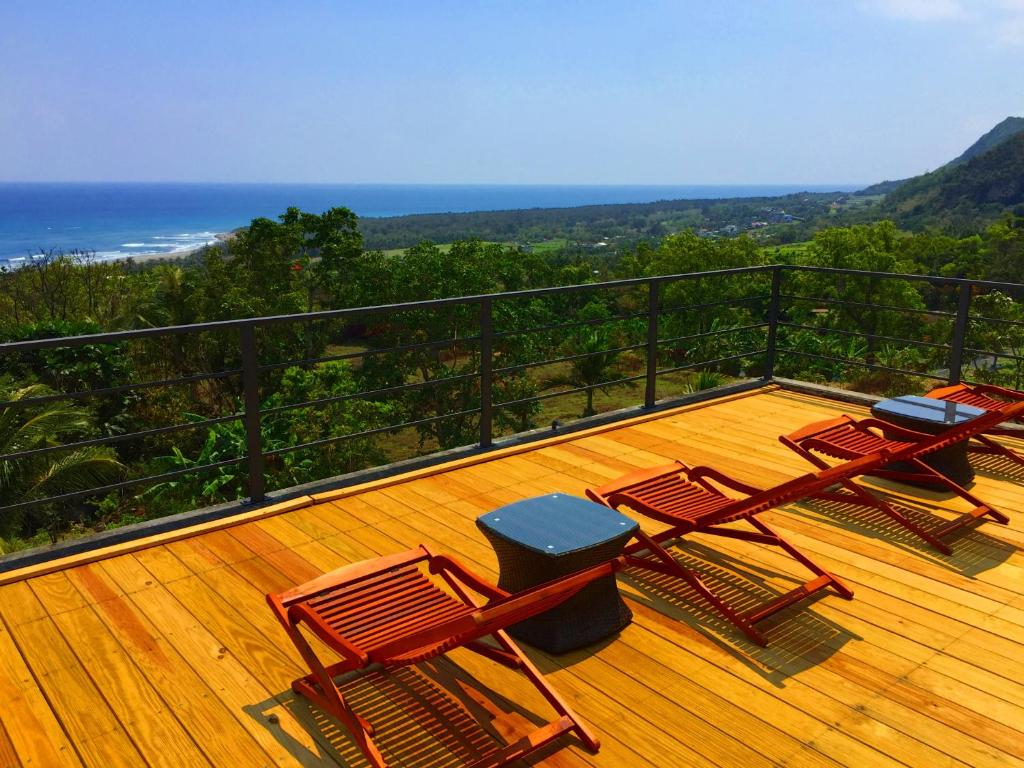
[[103, 231, 235, 265]]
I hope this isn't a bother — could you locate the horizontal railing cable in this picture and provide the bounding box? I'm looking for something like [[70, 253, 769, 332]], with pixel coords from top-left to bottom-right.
[[493, 373, 648, 410], [260, 373, 480, 417], [0, 368, 243, 410], [654, 350, 767, 378], [0, 265, 774, 353], [492, 343, 647, 376], [0, 457, 248, 516], [781, 294, 951, 318], [258, 334, 482, 373], [264, 408, 483, 458], [777, 348, 949, 382], [777, 322, 952, 351], [492, 311, 647, 340], [0, 413, 245, 463], [656, 323, 769, 348]]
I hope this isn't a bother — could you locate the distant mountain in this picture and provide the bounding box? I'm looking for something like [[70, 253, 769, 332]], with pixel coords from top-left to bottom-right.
[[855, 116, 1024, 197], [881, 128, 1024, 230], [856, 179, 907, 196], [945, 116, 1024, 168]]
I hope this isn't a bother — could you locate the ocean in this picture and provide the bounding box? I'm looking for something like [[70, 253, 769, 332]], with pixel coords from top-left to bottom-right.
[[0, 182, 861, 265]]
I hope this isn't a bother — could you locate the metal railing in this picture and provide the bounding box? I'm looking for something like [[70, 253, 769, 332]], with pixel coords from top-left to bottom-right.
[[2, 263, 1022, 520]]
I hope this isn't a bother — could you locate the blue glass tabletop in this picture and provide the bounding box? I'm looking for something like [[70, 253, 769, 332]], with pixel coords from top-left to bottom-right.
[[476, 493, 638, 556], [872, 395, 985, 425]]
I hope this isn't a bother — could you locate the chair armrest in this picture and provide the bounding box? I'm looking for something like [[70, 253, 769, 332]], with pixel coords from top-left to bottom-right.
[[288, 603, 370, 666], [859, 418, 932, 441], [688, 465, 762, 496], [430, 554, 510, 602], [783, 415, 855, 444], [972, 383, 1024, 401]]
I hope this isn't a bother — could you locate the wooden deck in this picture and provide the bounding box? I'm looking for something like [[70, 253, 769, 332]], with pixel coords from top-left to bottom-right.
[[2, 386, 1024, 768]]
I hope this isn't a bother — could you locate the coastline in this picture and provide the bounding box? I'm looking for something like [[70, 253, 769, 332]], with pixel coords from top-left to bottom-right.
[[0, 232, 235, 269], [105, 231, 235, 265], [0, 182, 861, 265]]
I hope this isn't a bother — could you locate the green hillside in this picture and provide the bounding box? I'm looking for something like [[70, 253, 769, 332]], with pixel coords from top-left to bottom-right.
[[882, 128, 1024, 231], [855, 116, 1024, 198], [945, 116, 1024, 167]]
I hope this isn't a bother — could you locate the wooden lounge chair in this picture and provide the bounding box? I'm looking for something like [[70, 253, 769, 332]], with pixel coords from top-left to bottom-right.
[[267, 545, 621, 768], [928, 382, 1024, 467], [586, 456, 884, 646], [779, 401, 1024, 554]]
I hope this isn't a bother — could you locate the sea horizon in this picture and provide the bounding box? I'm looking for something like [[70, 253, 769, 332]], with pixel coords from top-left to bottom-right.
[[0, 181, 864, 263]]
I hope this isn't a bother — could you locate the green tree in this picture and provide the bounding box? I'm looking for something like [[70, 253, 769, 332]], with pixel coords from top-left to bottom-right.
[[786, 221, 931, 366], [640, 232, 769, 374], [983, 215, 1024, 284], [0, 385, 123, 544], [542, 302, 635, 417], [354, 240, 544, 449], [966, 291, 1024, 388]]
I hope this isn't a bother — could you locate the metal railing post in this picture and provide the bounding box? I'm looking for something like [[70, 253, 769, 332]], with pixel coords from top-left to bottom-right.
[[763, 266, 782, 381], [479, 298, 493, 447], [948, 283, 972, 385], [645, 280, 660, 408], [239, 324, 265, 503]]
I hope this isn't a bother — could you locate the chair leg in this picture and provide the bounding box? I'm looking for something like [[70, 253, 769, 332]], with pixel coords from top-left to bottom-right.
[[292, 676, 384, 765], [285, 625, 386, 767], [490, 628, 602, 752], [747, 516, 854, 600], [906, 457, 1009, 525], [972, 433, 1024, 466], [435, 575, 600, 758], [627, 529, 768, 646], [836, 477, 956, 555]]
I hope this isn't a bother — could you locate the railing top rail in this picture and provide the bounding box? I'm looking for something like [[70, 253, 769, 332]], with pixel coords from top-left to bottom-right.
[[0, 265, 773, 353]]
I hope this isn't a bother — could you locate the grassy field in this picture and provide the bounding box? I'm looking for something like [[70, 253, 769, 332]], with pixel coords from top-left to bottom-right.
[[761, 240, 812, 261], [379, 242, 459, 257], [528, 238, 569, 254], [379, 239, 571, 257]]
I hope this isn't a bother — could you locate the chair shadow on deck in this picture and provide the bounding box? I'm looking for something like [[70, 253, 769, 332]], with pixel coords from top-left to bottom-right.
[[970, 450, 1024, 484], [782, 485, 1016, 578], [245, 660, 584, 768], [616, 539, 859, 687]]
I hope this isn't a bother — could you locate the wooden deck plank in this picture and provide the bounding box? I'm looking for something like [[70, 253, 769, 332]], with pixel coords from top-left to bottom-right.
[[49, 606, 212, 768], [5, 616, 148, 767], [85, 590, 280, 767], [0, 617, 82, 767]]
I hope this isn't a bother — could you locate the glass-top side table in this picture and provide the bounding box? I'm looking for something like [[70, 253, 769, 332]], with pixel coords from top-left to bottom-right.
[[871, 395, 985, 485], [476, 493, 638, 654]]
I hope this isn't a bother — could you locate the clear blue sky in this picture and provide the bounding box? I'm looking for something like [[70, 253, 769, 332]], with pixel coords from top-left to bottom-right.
[[1, 0, 1021, 185]]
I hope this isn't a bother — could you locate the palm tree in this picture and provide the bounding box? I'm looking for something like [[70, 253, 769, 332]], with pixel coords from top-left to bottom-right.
[[543, 328, 634, 418], [0, 385, 123, 542]]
